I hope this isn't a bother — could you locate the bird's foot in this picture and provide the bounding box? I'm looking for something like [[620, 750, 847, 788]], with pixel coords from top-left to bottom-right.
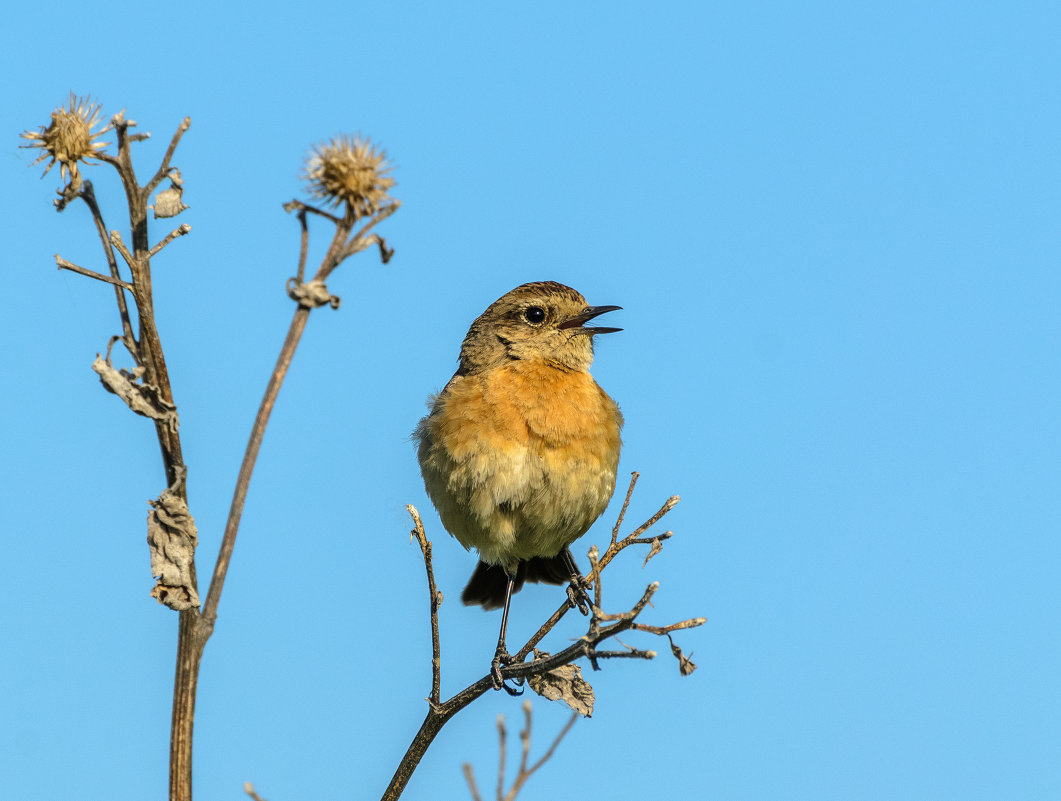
[[490, 647, 525, 696], [566, 578, 593, 616]]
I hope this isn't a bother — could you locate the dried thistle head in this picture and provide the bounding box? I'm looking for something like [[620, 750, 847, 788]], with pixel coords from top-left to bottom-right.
[[303, 134, 394, 217], [21, 93, 111, 187]]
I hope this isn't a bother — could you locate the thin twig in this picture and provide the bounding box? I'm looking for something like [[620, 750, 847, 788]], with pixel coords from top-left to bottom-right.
[[55, 256, 134, 290], [462, 764, 483, 801], [330, 202, 401, 273], [506, 707, 577, 801], [517, 703, 533, 780], [283, 199, 343, 225], [407, 505, 442, 705], [610, 471, 639, 546], [78, 181, 137, 356], [109, 230, 134, 267], [621, 495, 680, 544], [628, 532, 673, 546], [144, 117, 191, 197], [294, 209, 310, 284], [631, 617, 707, 635], [148, 223, 192, 259], [201, 306, 311, 627], [496, 715, 507, 801]]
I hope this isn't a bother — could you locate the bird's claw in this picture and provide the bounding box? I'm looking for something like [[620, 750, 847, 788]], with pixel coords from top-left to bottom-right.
[[491, 648, 525, 695], [566, 581, 592, 616]]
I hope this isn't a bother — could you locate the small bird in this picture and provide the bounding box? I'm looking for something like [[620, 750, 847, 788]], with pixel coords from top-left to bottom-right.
[[415, 281, 623, 690]]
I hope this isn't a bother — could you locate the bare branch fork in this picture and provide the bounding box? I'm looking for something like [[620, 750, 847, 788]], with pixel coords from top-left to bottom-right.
[[384, 472, 704, 800], [33, 104, 400, 801], [462, 702, 578, 801]]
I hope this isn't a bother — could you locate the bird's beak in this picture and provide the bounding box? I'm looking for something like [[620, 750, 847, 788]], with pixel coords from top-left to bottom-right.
[[557, 305, 623, 335]]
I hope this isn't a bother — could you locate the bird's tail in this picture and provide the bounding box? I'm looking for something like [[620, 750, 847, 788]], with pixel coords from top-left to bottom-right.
[[461, 554, 570, 610]]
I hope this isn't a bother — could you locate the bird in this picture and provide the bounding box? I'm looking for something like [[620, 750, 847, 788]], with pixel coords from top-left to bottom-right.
[[414, 281, 623, 690]]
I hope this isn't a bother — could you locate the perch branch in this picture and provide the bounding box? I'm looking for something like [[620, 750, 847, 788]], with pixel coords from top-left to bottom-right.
[[382, 475, 698, 801]]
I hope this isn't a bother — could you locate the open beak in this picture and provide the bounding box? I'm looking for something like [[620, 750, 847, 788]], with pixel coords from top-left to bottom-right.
[[557, 305, 623, 335]]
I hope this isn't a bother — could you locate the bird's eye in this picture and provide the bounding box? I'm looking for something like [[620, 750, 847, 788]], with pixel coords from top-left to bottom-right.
[[523, 306, 546, 325]]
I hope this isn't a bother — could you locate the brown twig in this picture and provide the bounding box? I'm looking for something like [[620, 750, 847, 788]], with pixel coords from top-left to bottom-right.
[[495, 714, 508, 801], [464, 702, 578, 801], [78, 181, 137, 356], [610, 470, 639, 546], [200, 304, 312, 628], [282, 198, 343, 225], [382, 476, 700, 801], [144, 117, 191, 197], [332, 203, 401, 270], [148, 223, 192, 259], [55, 256, 134, 290], [462, 763, 483, 801], [506, 704, 577, 801], [294, 208, 310, 283], [408, 504, 442, 705]]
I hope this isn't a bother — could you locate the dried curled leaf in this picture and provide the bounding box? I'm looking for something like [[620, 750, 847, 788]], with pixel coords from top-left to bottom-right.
[[91, 354, 178, 431], [147, 488, 200, 610], [286, 278, 340, 309], [151, 168, 189, 218], [527, 656, 595, 717], [668, 635, 697, 677], [641, 536, 663, 567]]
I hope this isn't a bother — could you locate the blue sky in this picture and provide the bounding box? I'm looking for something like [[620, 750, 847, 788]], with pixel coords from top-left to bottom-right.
[[2, 2, 1059, 799]]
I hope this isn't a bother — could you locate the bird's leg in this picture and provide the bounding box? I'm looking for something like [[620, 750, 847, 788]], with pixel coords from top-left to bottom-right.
[[491, 572, 525, 695], [560, 547, 593, 615]]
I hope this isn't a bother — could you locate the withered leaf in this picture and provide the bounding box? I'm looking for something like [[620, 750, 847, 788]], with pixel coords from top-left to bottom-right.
[[528, 661, 595, 717], [641, 536, 663, 567], [92, 354, 179, 431], [669, 637, 697, 677], [151, 169, 189, 218], [287, 278, 340, 309], [147, 489, 200, 611]]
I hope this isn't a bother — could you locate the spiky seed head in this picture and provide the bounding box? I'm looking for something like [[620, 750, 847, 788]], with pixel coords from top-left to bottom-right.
[[302, 134, 394, 217], [21, 93, 111, 187]]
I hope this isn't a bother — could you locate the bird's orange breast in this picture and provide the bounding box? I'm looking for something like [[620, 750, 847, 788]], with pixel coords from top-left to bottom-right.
[[416, 361, 623, 569]]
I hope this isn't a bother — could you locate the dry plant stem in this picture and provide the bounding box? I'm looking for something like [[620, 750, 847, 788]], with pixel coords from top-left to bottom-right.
[[201, 305, 311, 626], [294, 209, 310, 283], [94, 116, 194, 800], [463, 764, 484, 801], [505, 708, 577, 801], [103, 116, 190, 490], [610, 470, 640, 546], [55, 256, 134, 290], [149, 223, 192, 259], [464, 706, 576, 801], [408, 506, 442, 705], [79, 181, 137, 353], [496, 716, 507, 801], [382, 482, 694, 801]]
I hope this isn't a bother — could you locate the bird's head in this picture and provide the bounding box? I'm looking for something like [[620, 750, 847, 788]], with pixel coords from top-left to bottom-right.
[[457, 281, 621, 374]]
